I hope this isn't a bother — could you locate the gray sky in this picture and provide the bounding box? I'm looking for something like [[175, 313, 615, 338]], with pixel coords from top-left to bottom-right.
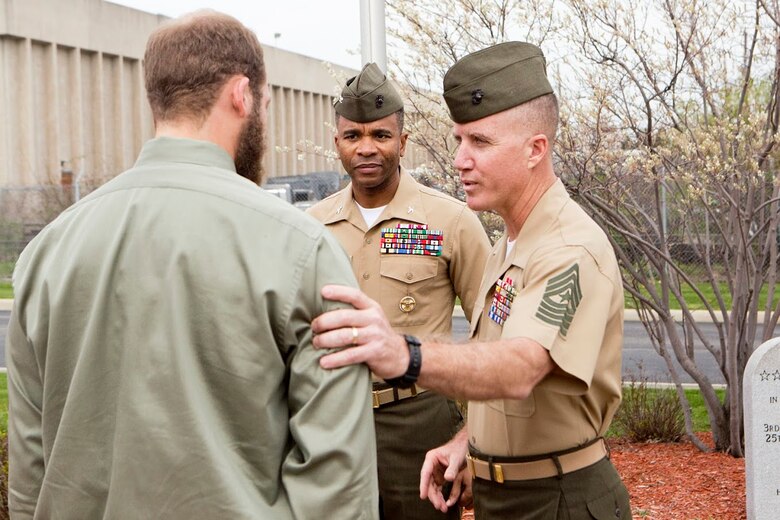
[[111, 0, 363, 69]]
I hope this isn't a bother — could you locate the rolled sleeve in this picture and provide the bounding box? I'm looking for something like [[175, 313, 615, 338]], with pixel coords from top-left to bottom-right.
[[501, 246, 613, 392]]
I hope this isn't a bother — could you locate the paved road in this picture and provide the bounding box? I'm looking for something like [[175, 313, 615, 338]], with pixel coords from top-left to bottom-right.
[[452, 315, 778, 385], [0, 310, 774, 384], [622, 321, 725, 385]]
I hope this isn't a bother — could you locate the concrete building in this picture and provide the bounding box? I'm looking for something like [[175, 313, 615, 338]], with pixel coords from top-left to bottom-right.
[[0, 0, 429, 194]]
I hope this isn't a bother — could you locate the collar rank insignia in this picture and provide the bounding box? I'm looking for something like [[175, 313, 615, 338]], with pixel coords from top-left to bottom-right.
[[380, 223, 443, 256], [535, 264, 581, 338], [489, 275, 518, 326]]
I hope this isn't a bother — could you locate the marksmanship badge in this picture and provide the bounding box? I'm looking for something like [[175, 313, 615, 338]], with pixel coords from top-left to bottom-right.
[[489, 276, 518, 326], [380, 224, 443, 256], [535, 264, 581, 337]]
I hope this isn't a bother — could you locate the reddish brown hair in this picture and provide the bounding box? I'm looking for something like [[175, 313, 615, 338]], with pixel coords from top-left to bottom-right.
[[144, 10, 265, 124]]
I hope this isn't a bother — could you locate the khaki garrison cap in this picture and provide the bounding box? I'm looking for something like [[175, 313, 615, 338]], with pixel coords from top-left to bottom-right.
[[334, 62, 404, 123], [443, 42, 553, 123]]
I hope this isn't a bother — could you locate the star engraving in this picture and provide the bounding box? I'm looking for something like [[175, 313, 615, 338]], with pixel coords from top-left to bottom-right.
[[774, 370, 780, 381], [760, 370, 771, 381]]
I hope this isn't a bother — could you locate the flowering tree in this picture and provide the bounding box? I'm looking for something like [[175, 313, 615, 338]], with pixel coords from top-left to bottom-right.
[[387, 0, 780, 456], [557, 0, 780, 457], [387, 0, 562, 240]]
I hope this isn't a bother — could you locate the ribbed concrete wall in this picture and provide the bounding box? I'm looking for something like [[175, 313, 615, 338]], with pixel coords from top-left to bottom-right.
[[0, 37, 151, 186], [0, 0, 431, 189]]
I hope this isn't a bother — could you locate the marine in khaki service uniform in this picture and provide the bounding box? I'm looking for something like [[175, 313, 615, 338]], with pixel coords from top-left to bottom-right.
[[465, 179, 627, 518], [311, 42, 632, 520], [308, 63, 490, 520]]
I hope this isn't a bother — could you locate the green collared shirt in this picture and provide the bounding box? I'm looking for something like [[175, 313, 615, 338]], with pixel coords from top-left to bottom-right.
[[8, 137, 379, 519]]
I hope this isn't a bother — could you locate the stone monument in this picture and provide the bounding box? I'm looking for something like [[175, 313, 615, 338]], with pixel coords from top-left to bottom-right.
[[744, 336, 780, 519]]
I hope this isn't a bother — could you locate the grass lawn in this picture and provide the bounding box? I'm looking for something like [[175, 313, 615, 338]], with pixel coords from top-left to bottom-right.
[[0, 260, 12, 299], [625, 280, 780, 310]]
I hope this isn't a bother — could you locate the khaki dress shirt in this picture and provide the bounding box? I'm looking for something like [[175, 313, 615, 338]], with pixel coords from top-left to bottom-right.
[[468, 180, 624, 457], [7, 137, 378, 519], [308, 169, 490, 337]]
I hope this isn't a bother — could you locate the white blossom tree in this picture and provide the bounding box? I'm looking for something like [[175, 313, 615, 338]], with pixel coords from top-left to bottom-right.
[[387, 0, 562, 240], [387, 0, 780, 456]]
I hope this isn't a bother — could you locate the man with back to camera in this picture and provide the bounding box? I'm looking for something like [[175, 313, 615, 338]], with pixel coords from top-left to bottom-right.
[[310, 42, 632, 519], [307, 62, 490, 519], [6, 11, 378, 519]]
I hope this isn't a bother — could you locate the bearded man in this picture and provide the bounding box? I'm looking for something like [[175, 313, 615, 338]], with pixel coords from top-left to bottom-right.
[[7, 11, 378, 519]]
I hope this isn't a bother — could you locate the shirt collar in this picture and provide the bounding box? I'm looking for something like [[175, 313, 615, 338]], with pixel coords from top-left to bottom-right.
[[322, 168, 428, 229], [383, 168, 428, 224], [134, 137, 237, 174], [507, 178, 570, 269]]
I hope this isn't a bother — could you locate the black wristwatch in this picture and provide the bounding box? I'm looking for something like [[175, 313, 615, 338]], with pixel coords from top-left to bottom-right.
[[384, 334, 422, 389]]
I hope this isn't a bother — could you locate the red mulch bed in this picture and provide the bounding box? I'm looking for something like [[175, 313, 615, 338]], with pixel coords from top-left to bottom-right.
[[610, 432, 745, 519], [461, 432, 745, 520]]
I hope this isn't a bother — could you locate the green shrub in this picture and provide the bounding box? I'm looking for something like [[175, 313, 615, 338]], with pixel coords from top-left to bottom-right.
[[613, 378, 685, 442]]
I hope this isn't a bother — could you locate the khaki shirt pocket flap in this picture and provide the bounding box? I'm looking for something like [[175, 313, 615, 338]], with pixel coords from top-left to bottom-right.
[[380, 257, 438, 284]]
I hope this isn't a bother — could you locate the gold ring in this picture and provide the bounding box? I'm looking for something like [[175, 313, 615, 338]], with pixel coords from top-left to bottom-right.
[[351, 327, 359, 344]]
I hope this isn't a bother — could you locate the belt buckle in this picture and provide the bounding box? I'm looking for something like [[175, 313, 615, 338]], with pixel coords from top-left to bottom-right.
[[372, 391, 381, 408], [492, 463, 504, 484]]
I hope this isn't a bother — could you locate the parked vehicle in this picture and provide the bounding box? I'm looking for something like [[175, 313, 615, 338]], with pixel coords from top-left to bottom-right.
[[262, 183, 293, 204], [262, 172, 343, 210]]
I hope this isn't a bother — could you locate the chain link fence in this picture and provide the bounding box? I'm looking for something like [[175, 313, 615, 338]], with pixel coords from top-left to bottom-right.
[[562, 166, 780, 314]]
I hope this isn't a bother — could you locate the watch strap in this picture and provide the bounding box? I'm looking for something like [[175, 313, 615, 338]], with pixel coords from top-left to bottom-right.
[[384, 334, 422, 389]]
